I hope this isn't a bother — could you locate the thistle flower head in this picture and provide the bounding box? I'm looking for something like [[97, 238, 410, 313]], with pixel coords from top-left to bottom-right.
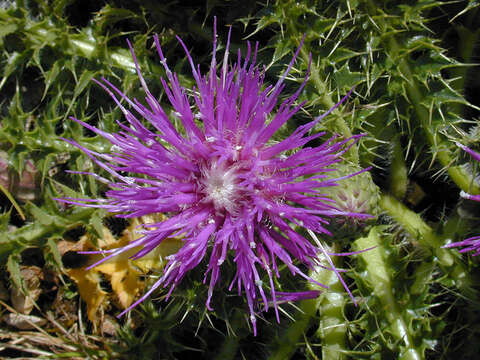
[[444, 143, 480, 256], [57, 20, 370, 334], [327, 162, 379, 235]]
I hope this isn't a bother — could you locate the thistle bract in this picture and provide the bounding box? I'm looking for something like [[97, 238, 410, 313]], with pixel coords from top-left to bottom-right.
[[57, 21, 370, 334], [444, 143, 480, 256], [327, 162, 379, 236]]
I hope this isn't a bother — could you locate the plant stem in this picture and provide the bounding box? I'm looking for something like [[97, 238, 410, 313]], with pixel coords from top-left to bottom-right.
[[309, 243, 348, 360], [389, 135, 408, 200], [306, 59, 360, 164], [379, 194, 472, 292], [354, 227, 422, 360], [268, 242, 351, 360], [287, 17, 359, 164], [379, 194, 451, 263]]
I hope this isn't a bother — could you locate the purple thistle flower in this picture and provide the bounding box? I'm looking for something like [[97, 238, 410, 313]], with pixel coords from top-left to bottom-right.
[[57, 21, 371, 334], [443, 142, 480, 256]]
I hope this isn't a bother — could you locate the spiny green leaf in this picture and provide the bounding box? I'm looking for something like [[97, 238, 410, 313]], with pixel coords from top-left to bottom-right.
[[7, 254, 22, 290], [0, 51, 29, 90], [0, 22, 18, 43], [46, 236, 63, 268]]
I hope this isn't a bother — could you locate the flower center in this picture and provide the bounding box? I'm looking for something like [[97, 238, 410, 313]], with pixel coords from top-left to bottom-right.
[[202, 162, 240, 213]]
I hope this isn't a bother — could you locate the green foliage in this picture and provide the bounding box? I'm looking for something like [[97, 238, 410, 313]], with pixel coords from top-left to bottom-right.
[[1, 0, 480, 358]]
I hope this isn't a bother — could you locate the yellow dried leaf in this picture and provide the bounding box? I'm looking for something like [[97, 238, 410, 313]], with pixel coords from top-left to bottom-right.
[[95, 260, 140, 310], [96, 225, 117, 248], [132, 238, 183, 272], [66, 268, 107, 322], [64, 215, 183, 323]]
